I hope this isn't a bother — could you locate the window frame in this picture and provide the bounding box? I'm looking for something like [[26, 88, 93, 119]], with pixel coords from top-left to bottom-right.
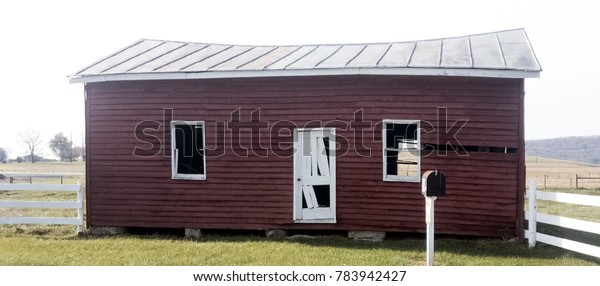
[[382, 119, 421, 182], [170, 120, 206, 180]]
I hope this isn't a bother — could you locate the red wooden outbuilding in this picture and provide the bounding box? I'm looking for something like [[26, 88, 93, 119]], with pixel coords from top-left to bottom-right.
[[70, 29, 541, 238]]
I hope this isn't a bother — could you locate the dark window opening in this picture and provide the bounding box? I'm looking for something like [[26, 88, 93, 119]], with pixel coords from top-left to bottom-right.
[[173, 122, 205, 177], [317, 137, 330, 176], [423, 143, 517, 154], [302, 185, 330, 208], [384, 122, 419, 178]]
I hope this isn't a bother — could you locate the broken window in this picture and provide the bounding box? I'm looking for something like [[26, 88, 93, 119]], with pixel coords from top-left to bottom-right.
[[383, 120, 420, 182], [171, 121, 206, 180]]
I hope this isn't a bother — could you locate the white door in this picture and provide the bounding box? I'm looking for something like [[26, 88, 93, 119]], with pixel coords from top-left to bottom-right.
[[293, 128, 336, 223]]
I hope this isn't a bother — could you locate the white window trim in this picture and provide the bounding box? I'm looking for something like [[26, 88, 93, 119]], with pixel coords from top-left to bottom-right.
[[382, 119, 421, 183], [171, 120, 206, 180]]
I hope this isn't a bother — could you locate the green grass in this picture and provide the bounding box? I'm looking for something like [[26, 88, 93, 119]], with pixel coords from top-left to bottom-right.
[[527, 188, 600, 223], [536, 200, 600, 223], [0, 161, 85, 173], [0, 229, 598, 266], [0, 185, 81, 220], [0, 161, 85, 185], [0, 190, 77, 205]]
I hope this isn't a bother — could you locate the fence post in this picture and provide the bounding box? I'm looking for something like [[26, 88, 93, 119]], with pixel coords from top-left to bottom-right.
[[528, 179, 537, 247], [576, 174, 579, 189], [543, 174, 547, 190], [76, 180, 83, 234]]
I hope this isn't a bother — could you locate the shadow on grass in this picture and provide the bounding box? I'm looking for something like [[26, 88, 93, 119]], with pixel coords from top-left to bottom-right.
[[281, 235, 600, 265], [535, 223, 600, 247]]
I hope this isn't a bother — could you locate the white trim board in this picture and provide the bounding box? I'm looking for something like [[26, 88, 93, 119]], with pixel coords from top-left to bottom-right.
[[0, 184, 81, 192], [0, 217, 83, 225], [0, 201, 81, 209], [382, 119, 421, 183], [70, 67, 540, 83], [525, 211, 600, 235], [535, 191, 600, 207], [525, 232, 600, 259], [170, 120, 207, 181]]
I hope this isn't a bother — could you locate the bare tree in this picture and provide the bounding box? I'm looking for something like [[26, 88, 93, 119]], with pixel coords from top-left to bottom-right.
[[19, 130, 43, 163]]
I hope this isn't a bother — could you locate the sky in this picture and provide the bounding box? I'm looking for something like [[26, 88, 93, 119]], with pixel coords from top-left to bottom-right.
[[1, 0, 599, 158]]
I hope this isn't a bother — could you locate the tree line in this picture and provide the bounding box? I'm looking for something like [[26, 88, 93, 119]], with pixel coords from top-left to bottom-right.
[[526, 135, 600, 165], [0, 131, 85, 163]]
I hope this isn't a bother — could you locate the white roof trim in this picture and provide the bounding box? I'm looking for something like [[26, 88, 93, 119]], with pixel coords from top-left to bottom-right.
[[70, 67, 539, 83]]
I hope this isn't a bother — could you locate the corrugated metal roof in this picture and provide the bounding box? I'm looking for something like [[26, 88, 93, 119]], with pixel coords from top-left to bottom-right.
[[70, 29, 541, 83]]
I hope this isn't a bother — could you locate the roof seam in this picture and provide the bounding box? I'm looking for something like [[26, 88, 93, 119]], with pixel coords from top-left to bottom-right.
[[178, 45, 233, 71], [495, 33, 507, 69], [235, 47, 279, 70], [438, 40, 444, 67], [376, 43, 393, 66], [345, 44, 368, 67], [467, 36, 474, 68], [315, 45, 344, 67], [207, 46, 255, 70], [263, 46, 302, 70], [406, 42, 417, 66], [152, 44, 210, 72], [126, 43, 188, 72], [284, 46, 319, 69], [100, 41, 167, 74]]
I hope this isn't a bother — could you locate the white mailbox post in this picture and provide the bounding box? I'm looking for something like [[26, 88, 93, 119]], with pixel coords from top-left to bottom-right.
[[422, 170, 446, 266]]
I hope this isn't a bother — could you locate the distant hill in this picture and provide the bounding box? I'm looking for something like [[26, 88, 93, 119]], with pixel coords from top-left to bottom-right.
[[526, 135, 600, 165]]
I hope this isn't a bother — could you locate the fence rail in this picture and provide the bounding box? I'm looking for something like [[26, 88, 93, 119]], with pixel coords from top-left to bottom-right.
[[0, 182, 83, 233], [525, 179, 600, 258], [575, 175, 600, 189], [1, 172, 85, 185], [529, 173, 600, 189]]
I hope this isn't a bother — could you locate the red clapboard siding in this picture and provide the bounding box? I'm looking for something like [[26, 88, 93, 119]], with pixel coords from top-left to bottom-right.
[[85, 75, 524, 237]]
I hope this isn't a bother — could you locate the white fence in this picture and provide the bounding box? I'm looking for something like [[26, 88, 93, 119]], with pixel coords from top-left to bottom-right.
[[525, 179, 600, 258], [0, 182, 84, 233], [1, 172, 85, 184]]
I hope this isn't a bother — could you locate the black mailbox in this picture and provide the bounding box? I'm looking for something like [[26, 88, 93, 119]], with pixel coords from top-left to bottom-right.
[[422, 170, 446, 197]]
